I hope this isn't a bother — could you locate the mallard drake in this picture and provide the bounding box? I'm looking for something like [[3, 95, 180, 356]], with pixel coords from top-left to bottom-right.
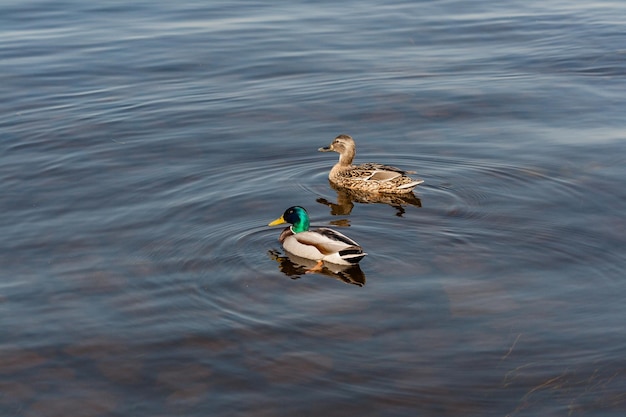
[[318, 134, 423, 194], [268, 206, 366, 272]]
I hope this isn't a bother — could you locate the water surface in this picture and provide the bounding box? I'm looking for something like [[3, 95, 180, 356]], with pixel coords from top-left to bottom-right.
[[1, 0, 625, 416]]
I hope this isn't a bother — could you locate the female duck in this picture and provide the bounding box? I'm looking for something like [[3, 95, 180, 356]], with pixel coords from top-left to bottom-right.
[[268, 206, 366, 272], [318, 134, 423, 194]]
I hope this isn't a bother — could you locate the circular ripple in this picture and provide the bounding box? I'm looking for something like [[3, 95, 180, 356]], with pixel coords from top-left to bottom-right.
[[197, 150, 619, 287]]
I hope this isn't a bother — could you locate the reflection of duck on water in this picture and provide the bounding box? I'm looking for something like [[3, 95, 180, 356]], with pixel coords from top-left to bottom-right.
[[318, 134, 423, 194], [268, 206, 366, 273], [268, 249, 366, 287], [317, 180, 422, 217]]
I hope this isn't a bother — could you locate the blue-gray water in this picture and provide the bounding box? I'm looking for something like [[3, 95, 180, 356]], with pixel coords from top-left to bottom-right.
[[1, 0, 625, 416]]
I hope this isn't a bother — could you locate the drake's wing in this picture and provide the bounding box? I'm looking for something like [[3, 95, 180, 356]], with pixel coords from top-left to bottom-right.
[[294, 229, 362, 255]]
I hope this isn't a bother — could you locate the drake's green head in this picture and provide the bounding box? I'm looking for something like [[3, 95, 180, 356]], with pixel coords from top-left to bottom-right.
[[268, 206, 310, 233]]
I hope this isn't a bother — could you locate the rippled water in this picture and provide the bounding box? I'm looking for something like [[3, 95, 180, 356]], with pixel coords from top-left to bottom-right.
[[2, 0, 626, 416]]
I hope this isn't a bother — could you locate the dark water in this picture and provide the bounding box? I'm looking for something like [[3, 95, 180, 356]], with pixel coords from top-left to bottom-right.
[[2, 0, 625, 416]]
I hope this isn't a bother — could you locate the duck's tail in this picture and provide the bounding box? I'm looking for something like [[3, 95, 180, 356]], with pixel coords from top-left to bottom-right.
[[397, 179, 424, 190], [339, 248, 367, 264]]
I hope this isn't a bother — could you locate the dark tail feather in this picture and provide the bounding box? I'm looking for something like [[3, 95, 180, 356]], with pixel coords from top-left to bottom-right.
[[340, 247, 367, 264]]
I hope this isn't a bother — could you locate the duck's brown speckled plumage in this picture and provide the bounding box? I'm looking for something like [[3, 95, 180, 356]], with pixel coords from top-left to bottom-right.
[[318, 134, 423, 194]]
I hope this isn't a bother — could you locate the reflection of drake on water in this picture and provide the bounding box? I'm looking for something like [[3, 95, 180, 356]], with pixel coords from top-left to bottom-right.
[[268, 249, 366, 287], [317, 180, 422, 217]]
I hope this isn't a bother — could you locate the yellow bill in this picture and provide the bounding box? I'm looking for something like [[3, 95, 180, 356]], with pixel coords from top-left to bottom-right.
[[268, 215, 286, 226]]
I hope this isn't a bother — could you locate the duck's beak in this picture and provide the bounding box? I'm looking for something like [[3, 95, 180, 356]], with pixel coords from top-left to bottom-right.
[[318, 144, 333, 152], [268, 215, 286, 226]]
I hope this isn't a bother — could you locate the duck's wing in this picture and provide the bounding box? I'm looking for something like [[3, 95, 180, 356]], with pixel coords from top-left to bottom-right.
[[342, 165, 401, 182], [357, 162, 416, 175], [294, 228, 362, 255], [353, 162, 419, 182], [365, 170, 402, 181]]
